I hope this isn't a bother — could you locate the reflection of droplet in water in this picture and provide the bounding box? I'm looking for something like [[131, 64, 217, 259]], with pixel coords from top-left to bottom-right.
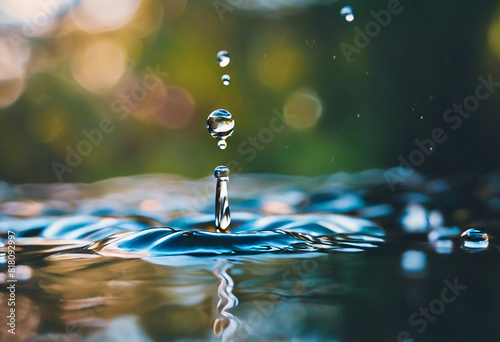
[[340, 6, 354, 22], [213, 260, 239, 339], [401, 250, 427, 276], [217, 50, 230, 67], [222, 74, 230, 85], [207, 109, 234, 147], [214, 165, 231, 232], [461, 228, 489, 249], [218, 140, 227, 150]]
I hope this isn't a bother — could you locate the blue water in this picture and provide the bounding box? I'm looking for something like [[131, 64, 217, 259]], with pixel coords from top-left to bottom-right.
[[1, 170, 499, 341]]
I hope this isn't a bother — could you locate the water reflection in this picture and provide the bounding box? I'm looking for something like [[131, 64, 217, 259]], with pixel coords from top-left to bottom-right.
[[213, 260, 239, 341], [0, 250, 360, 341]]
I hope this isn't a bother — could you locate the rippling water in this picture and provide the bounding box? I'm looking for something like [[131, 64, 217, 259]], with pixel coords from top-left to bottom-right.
[[1, 170, 500, 341]]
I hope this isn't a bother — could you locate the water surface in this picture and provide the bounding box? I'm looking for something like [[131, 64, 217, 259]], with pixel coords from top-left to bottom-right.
[[1, 170, 500, 341]]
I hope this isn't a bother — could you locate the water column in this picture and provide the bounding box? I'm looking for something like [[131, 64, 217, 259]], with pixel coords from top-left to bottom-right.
[[214, 166, 230, 233]]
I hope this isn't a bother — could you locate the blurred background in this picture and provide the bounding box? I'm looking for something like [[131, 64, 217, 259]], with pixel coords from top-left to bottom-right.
[[1, 0, 500, 184]]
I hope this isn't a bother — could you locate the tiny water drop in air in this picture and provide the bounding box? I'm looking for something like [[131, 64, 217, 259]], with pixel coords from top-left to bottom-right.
[[217, 50, 230, 67], [218, 140, 227, 150], [222, 74, 230, 85], [341, 6, 354, 22], [461, 228, 489, 249], [207, 109, 234, 147]]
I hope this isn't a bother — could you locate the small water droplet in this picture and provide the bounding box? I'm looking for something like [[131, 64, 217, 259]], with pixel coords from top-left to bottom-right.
[[207, 109, 234, 147], [461, 228, 489, 249], [218, 140, 227, 149], [420, 116, 424, 119], [221, 74, 230, 86], [357, 113, 360, 118], [214, 165, 230, 179], [341, 6, 354, 21], [333, 55, 336, 59], [217, 50, 230, 67]]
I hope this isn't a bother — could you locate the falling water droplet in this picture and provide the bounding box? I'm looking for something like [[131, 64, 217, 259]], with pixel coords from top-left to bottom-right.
[[217, 50, 230, 67], [214, 165, 231, 232], [461, 228, 489, 249], [420, 116, 424, 119], [357, 113, 360, 118], [222, 74, 230, 86], [341, 6, 354, 22], [218, 140, 227, 150], [207, 109, 235, 148]]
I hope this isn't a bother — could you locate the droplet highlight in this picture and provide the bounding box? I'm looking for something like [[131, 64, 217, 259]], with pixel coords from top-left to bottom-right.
[[217, 50, 230, 67], [461, 228, 489, 249], [222, 74, 230, 86], [207, 109, 235, 147]]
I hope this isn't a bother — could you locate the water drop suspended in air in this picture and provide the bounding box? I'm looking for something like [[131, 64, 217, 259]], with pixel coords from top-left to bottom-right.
[[207, 109, 235, 148], [214, 165, 231, 232], [461, 228, 489, 249], [341, 6, 354, 22], [222, 74, 230, 85], [218, 140, 227, 150], [217, 50, 230, 67]]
